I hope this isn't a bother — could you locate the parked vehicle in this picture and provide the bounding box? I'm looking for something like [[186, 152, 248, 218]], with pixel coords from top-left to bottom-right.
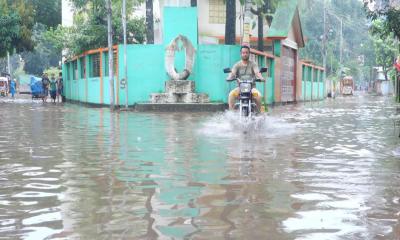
[[0, 77, 9, 97], [224, 67, 267, 118], [340, 76, 354, 96], [30, 76, 45, 99]]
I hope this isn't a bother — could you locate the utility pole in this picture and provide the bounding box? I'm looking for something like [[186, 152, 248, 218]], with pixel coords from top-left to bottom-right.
[[339, 18, 343, 69], [323, 0, 327, 96], [7, 51, 11, 79], [106, 0, 115, 110], [122, 0, 128, 109]]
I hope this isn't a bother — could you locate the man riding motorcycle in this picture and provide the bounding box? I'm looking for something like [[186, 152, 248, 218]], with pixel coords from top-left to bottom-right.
[[226, 45, 265, 112]]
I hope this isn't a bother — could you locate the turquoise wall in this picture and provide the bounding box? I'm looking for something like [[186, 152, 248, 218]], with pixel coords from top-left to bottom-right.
[[61, 7, 297, 106], [163, 7, 198, 78], [312, 69, 318, 99], [300, 65, 324, 101], [164, 7, 198, 46], [306, 67, 312, 100], [196, 45, 240, 102], [64, 44, 277, 106], [118, 44, 166, 105], [88, 78, 101, 103]]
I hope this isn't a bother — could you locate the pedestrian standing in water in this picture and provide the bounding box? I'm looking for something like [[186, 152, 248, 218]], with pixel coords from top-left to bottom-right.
[[49, 74, 57, 103], [56, 72, 63, 103], [41, 73, 50, 102], [9, 78, 16, 99]]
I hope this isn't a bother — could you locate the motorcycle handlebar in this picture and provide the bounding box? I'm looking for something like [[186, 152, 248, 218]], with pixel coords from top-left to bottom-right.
[[226, 78, 265, 82]]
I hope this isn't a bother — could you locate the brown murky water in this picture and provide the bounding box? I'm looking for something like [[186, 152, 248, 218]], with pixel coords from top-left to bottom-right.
[[0, 94, 399, 239]]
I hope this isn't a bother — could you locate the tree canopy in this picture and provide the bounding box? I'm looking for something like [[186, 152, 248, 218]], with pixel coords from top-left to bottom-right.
[[0, 0, 35, 57], [299, 0, 374, 84], [46, 0, 146, 57], [364, 0, 400, 42], [0, 0, 62, 58]]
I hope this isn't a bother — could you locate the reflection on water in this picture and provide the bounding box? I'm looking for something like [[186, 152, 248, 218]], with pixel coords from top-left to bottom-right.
[[0, 95, 399, 239]]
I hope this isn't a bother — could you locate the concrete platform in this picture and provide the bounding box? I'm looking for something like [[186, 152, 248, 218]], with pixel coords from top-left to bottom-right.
[[135, 103, 227, 112]]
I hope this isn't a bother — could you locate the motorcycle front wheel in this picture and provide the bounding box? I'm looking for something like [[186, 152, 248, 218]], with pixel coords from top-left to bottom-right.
[[241, 107, 249, 117]]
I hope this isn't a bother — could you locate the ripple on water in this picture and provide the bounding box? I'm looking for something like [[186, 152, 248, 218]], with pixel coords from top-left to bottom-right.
[[283, 209, 366, 237], [291, 193, 331, 201], [12, 191, 60, 198], [22, 211, 62, 225]]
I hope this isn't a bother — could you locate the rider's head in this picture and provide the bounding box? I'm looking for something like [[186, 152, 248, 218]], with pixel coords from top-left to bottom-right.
[[240, 45, 250, 61]]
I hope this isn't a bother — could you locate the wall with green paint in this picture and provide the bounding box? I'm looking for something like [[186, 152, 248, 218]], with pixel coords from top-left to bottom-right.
[[62, 7, 280, 106], [163, 7, 198, 46], [195, 45, 240, 102], [163, 7, 198, 81], [65, 44, 276, 105], [118, 44, 166, 105]]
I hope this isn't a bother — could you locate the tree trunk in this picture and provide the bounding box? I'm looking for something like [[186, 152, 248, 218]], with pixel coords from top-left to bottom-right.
[[242, 0, 252, 46], [146, 0, 154, 44], [384, 66, 388, 81], [225, 0, 236, 45], [191, 0, 197, 7], [106, 0, 115, 110], [257, 9, 264, 52]]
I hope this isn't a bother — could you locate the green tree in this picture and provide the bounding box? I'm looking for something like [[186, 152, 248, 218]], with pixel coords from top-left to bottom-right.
[[370, 19, 398, 81], [31, 0, 62, 29], [0, 0, 35, 57], [251, 0, 277, 51], [22, 24, 61, 75], [299, 0, 373, 83], [49, 0, 146, 57], [364, 0, 400, 42]]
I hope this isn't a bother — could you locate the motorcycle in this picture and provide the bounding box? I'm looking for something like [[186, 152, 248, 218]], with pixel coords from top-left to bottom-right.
[[224, 67, 268, 118]]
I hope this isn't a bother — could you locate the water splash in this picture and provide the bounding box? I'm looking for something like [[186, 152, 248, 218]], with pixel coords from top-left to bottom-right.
[[198, 110, 296, 138], [0, 97, 42, 104]]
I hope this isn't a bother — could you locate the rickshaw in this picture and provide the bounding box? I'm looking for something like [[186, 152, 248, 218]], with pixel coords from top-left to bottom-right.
[[30, 76, 45, 99], [340, 76, 354, 96], [0, 77, 8, 97]]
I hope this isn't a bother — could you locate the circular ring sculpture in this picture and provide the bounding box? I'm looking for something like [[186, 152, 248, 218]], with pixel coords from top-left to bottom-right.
[[165, 35, 196, 80]]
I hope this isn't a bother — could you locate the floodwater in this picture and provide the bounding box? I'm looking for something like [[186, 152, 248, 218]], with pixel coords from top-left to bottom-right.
[[0, 94, 399, 239]]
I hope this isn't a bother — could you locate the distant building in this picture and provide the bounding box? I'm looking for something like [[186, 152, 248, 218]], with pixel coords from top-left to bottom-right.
[[62, 0, 270, 46], [372, 67, 393, 96]]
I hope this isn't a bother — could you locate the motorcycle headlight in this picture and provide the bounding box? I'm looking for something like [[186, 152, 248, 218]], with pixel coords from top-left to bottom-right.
[[240, 83, 251, 93]]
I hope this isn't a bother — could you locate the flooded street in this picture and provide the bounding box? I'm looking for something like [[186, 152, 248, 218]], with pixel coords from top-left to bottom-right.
[[0, 94, 400, 239]]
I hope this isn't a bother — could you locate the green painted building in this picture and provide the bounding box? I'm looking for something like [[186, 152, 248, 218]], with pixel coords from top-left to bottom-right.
[[63, 4, 324, 107]]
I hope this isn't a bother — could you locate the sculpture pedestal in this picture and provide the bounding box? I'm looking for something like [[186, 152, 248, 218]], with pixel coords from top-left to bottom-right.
[[150, 80, 209, 103]]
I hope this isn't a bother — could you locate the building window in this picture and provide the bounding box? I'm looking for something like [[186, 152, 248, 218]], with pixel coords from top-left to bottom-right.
[[209, 0, 226, 24], [80, 57, 86, 79], [65, 63, 70, 81], [89, 53, 100, 78], [72, 61, 78, 80]]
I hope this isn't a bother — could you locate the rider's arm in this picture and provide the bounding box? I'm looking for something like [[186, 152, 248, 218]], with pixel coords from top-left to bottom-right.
[[253, 64, 265, 81], [227, 63, 238, 80]]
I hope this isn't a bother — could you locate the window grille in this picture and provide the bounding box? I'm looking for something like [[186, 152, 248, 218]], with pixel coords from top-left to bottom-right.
[[90, 54, 100, 78], [209, 0, 226, 24]]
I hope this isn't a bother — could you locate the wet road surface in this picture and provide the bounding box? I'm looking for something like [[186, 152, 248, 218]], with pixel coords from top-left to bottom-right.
[[0, 94, 399, 239]]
